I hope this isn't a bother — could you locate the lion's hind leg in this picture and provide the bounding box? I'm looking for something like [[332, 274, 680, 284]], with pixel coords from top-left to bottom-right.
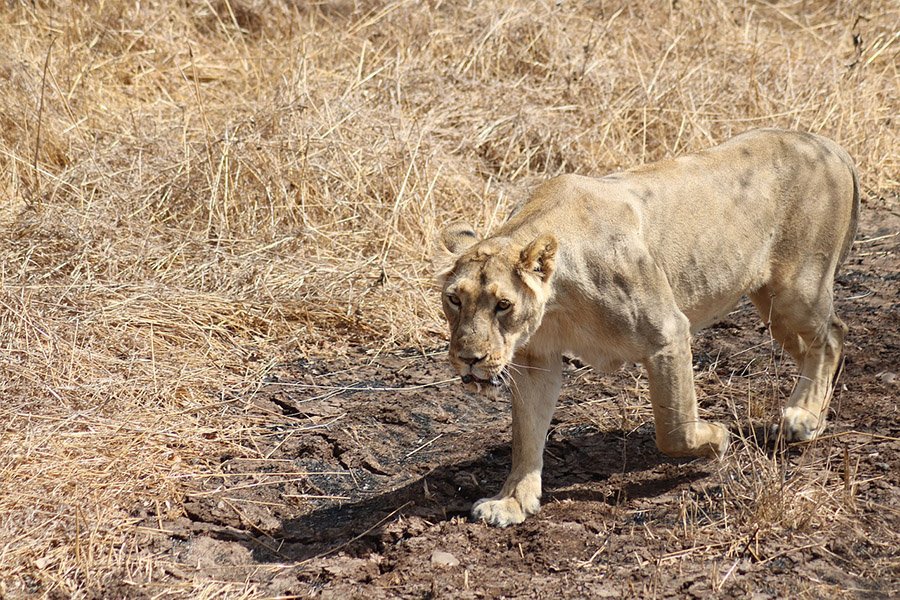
[[749, 281, 847, 442]]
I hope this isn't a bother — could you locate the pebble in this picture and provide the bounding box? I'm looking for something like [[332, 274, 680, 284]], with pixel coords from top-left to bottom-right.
[[431, 549, 460, 567]]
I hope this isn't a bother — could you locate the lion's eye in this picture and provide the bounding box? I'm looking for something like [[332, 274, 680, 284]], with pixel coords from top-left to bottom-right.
[[496, 299, 512, 312], [446, 294, 461, 307]]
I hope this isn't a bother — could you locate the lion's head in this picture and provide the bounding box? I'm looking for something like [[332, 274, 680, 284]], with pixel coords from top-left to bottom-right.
[[435, 224, 558, 395]]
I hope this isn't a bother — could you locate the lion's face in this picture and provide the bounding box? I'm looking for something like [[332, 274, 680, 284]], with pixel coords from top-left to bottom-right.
[[436, 225, 557, 395]]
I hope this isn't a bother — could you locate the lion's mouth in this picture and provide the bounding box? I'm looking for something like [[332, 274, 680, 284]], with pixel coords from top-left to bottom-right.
[[461, 373, 502, 387]]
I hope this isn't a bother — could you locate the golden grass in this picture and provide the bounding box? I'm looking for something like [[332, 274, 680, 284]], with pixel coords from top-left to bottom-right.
[[0, 0, 897, 596]]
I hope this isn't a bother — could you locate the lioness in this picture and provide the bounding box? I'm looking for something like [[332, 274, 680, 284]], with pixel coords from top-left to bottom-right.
[[435, 129, 859, 527]]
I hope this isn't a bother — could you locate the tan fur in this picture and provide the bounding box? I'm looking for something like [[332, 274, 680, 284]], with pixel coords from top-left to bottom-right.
[[436, 129, 859, 527]]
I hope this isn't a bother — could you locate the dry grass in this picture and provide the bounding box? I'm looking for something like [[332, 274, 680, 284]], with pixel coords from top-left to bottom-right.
[[0, 0, 897, 597]]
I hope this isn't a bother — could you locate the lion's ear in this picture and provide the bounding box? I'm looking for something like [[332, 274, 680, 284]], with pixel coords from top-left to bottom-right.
[[439, 223, 480, 255], [518, 233, 557, 287], [433, 223, 480, 285]]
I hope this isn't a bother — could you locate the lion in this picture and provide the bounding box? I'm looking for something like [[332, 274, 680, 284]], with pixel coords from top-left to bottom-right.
[[435, 129, 859, 527]]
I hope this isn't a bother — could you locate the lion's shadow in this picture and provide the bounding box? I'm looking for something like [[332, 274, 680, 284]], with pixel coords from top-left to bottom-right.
[[205, 426, 711, 564]]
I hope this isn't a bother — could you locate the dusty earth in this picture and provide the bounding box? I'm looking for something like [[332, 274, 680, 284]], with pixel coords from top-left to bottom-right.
[[136, 204, 898, 599]]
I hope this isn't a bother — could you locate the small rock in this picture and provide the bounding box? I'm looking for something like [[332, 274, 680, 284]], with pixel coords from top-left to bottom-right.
[[878, 371, 897, 385], [431, 549, 460, 567]]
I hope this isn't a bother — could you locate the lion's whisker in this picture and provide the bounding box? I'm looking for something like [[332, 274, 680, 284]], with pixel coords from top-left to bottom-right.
[[507, 361, 551, 373]]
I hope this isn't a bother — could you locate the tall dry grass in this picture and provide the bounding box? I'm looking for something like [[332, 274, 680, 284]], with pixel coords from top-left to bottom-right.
[[0, 0, 896, 596]]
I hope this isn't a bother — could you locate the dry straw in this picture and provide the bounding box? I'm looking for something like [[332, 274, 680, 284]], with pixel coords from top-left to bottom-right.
[[0, 0, 896, 596]]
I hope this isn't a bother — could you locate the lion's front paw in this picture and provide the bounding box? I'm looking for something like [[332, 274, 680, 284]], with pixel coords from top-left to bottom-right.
[[778, 406, 825, 441], [472, 494, 540, 528]]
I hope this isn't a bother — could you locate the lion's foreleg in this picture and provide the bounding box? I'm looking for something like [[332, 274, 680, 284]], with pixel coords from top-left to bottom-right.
[[644, 322, 729, 459], [472, 352, 562, 527]]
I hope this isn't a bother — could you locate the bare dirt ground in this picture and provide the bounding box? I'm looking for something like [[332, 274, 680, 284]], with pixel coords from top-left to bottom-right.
[[129, 204, 899, 598]]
